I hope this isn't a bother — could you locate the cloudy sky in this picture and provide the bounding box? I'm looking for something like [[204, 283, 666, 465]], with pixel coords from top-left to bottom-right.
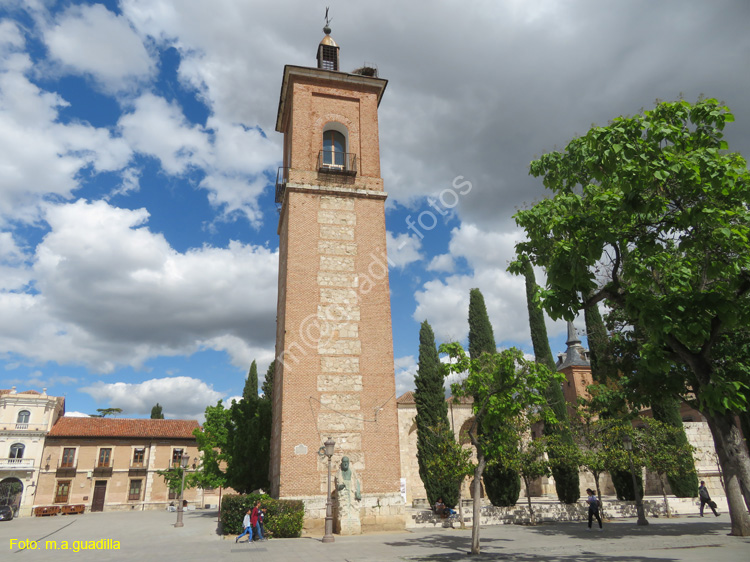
[[1, 0, 748, 419]]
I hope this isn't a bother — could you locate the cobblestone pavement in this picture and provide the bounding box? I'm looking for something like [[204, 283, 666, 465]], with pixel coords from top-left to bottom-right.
[[1, 509, 748, 561]]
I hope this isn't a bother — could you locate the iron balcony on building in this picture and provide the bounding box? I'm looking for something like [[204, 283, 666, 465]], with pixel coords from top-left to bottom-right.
[[318, 151, 357, 176], [128, 462, 147, 477], [56, 464, 77, 477], [92, 466, 113, 477], [275, 167, 289, 205]]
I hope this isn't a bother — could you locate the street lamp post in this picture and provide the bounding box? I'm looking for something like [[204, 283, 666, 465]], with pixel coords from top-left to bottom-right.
[[622, 434, 648, 526], [174, 455, 190, 528], [320, 437, 336, 543]]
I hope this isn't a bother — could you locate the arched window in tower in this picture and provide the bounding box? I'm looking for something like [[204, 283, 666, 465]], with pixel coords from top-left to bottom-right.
[[9, 443, 24, 460], [322, 129, 346, 170], [16, 410, 30, 424]]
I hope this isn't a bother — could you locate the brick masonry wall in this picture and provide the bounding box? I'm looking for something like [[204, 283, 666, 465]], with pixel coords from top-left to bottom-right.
[[271, 68, 403, 529]]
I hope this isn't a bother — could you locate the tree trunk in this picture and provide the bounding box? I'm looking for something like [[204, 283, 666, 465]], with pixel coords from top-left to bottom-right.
[[594, 472, 604, 520], [524, 476, 534, 524], [703, 410, 750, 536], [659, 473, 671, 518], [471, 454, 486, 555], [458, 480, 466, 529]]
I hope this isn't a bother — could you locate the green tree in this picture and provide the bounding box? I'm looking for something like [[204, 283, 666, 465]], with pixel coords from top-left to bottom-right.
[[150, 403, 164, 419], [638, 418, 697, 518], [243, 360, 259, 400], [511, 256, 579, 503], [650, 398, 698, 497], [226, 395, 272, 493], [90, 407, 122, 418], [514, 98, 750, 535], [189, 400, 231, 491], [497, 417, 551, 524], [468, 288, 495, 359], [414, 321, 459, 507], [440, 343, 564, 554], [420, 423, 473, 528], [262, 360, 275, 401], [466, 288, 522, 508]]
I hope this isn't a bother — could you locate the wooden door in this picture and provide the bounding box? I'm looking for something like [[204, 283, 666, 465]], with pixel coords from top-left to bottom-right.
[[91, 481, 107, 512]]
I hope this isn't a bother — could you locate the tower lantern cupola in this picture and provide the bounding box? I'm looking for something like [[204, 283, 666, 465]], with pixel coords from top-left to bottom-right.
[[317, 23, 339, 70]]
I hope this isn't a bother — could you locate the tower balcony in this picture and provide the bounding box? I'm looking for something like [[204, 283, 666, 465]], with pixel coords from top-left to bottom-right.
[[317, 151, 357, 176], [275, 166, 289, 205]]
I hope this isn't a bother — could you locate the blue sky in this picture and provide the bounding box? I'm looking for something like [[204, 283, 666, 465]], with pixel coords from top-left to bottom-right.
[[1, 1, 749, 419]]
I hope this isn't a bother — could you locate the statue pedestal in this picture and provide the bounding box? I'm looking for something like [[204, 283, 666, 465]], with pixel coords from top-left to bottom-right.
[[337, 512, 361, 535]]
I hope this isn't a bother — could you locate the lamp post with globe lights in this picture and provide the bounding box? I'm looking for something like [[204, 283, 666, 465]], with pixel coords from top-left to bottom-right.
[[319, 437, 336, 543], [174, 455, 191, 528]]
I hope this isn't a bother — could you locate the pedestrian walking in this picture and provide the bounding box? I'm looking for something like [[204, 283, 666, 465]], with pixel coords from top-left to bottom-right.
[[698, 481, 719, 517], [235, 509, 253, 543], [251, 501, 265, 541], [259, 507, 267, 539], [586, 488, 602, 530]]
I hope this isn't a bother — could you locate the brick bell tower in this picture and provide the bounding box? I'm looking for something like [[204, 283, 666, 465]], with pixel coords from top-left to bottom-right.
[[269, 22, 404, 532]]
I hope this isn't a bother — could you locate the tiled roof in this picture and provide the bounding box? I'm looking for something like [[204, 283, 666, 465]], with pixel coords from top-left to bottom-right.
[[396, 391, 415, 404], [48, 417, 199, 439]]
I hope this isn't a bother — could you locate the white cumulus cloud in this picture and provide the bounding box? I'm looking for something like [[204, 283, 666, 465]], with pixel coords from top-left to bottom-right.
[[80, 376, 224, 419]]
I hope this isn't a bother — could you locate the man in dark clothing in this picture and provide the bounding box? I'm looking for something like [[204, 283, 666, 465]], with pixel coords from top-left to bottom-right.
[[698, 481, 719, 517]]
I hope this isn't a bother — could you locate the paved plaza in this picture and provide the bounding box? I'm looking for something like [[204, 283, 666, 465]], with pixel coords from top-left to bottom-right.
[[1, 508, 749, 562]]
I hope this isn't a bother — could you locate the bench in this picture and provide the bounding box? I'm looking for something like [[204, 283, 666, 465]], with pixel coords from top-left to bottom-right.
[[34, 506, 61, 517], [61, 504, 85, 515]]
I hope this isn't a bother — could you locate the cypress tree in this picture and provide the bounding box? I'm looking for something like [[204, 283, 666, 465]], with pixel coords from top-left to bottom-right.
[[521, 257, 579, 503], [227, 360, 271, 493], [150, 403, 164, 419], [467, 288, 520, 506], [262, 360, 275, 401], [468, 288, 496, 359], [651, 398, 698, 497], [414, 321, 459, 507], [243, 360, 259, 400]]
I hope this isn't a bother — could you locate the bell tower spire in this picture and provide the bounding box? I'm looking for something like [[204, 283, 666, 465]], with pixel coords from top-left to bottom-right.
[[317, 8, 340, 70]]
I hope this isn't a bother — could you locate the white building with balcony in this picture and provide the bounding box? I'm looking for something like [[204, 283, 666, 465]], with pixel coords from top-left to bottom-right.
[[0, 388, 65, 516]]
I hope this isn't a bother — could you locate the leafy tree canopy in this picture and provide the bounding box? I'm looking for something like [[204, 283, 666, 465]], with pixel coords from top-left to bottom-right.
[[513, 98, 750, 534]]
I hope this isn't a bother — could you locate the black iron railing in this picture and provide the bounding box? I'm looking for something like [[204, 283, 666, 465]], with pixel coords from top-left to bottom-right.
[[318, 151, 357, 175], [275, 167, 289, 204]]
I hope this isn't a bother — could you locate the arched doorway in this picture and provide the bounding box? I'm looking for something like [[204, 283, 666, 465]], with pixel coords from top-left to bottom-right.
[[0, 478, 23, 515]]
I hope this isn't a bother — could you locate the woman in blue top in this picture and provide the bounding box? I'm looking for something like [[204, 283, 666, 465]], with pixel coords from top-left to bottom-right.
[[586, 488, 602, 530]]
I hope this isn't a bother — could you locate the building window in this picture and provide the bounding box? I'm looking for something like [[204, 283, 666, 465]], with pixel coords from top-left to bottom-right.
[[16, 410, 30, 424], [9, 443, 24, 459], [54, 481, 71, 503], [132, 448, 145, 467], [171, 448, 184, 468], [61, 448, 76, 468], [168, 488, 178, 500], [128, 480, 142, 501], [98, 448, 112, 468], [322, 129, 346, 169]]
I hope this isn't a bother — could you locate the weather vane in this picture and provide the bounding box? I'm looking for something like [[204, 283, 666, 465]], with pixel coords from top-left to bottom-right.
[[324, 7, 332, 32]]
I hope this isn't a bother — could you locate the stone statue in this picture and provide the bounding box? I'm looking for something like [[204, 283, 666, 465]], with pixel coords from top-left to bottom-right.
[[334, 456, 362, 534]]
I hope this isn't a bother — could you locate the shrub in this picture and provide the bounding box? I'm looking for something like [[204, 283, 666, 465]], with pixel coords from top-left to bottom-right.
[[221, 493, 304, 538], [611, 469, 643, 501], [483, 462, 521, 507]]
